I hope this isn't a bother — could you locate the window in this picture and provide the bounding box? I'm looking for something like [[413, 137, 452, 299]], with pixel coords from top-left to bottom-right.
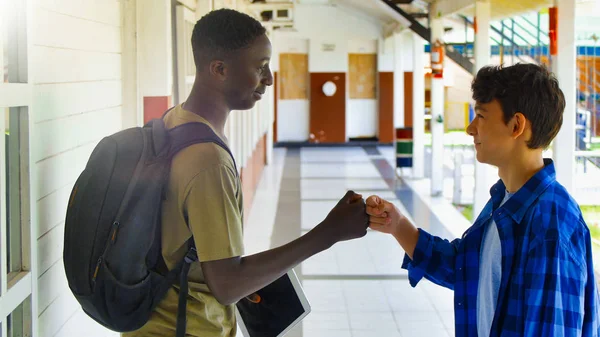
[[6, 296, 31, 337], [4, 107, 28, 284], [0, 1, 33, 337]]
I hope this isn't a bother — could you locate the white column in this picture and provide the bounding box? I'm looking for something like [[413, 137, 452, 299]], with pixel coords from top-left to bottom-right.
[[552, 0, 576, 194], [412, 32, 426, 179], [137, 0, 173, 100], [430, 17, 445, 196], [473, 0, 496, 217], [265, 80, 274, 165], [394, 30, 405, 128], [121, 0, 139, 128]]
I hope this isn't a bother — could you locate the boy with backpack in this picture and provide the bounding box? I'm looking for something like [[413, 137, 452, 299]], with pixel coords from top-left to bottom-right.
[[366, 63, 600, 336], [64, 8, 369, 337]]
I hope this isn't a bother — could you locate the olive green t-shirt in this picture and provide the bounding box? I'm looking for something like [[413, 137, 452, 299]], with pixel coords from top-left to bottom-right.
[[122, 104, 244, 337]]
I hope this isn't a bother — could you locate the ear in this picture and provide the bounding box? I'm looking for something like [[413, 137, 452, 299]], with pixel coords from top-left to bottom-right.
[[511, 112, 527, 139], [209, 60, 227, 80]]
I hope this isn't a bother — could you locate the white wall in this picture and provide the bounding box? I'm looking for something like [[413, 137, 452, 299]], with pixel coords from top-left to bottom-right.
[[138, 0, 173, 98], [277, 100, 310, 141], [347, 100, 378, 138], [292, 4, 382, 73], [273, 3, 382, 141], [31, 0, 122, 336]]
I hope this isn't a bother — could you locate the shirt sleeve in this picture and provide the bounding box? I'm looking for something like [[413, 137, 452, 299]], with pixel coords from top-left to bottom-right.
[[183, 164, 244, 262], [401, 228, 461, 290], [523, 233, 600, 337]]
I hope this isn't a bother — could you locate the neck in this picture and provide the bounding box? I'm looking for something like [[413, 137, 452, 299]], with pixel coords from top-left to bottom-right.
[[498, 150, 545, 194], [183, 79, 230, 137]]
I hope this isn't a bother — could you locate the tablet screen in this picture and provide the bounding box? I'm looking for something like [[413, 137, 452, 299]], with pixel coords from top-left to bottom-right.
[[236, 273, 307, 337]]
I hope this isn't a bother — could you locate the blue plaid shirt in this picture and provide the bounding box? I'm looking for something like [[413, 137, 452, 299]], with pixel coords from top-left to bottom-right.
[[402, 159, 600, 336]]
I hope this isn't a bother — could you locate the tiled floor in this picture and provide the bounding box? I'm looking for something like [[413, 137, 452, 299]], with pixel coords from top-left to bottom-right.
[[243, 146, 457, 337]]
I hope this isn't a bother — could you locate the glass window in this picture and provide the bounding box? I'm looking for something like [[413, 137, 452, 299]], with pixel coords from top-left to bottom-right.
[[4, 107, 27, 284], [7, 296, 32, 337]]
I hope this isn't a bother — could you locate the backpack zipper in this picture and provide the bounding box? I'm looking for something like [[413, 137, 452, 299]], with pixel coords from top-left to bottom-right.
[[92, 257, 102, 285], [92, 221, 120, 285], [111, 221, 120, 243]]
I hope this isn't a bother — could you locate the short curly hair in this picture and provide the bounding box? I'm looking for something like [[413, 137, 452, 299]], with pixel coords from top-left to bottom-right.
[[471, 63, 565, 149], [191, 8, 266, 68]]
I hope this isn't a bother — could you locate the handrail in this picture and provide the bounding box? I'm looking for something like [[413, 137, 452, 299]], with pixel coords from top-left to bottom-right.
[[514, 15, 549, 38], [501, 20, 536, 47], [512, 15, 548, 38], [507, 18, 543, 43]]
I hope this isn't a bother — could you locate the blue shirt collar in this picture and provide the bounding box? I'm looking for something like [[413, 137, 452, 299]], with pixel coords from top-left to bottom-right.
[[489, 158, 556, 224]]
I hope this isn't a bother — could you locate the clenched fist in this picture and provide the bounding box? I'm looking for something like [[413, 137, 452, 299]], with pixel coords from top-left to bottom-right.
[[313, 190, 369, 246]]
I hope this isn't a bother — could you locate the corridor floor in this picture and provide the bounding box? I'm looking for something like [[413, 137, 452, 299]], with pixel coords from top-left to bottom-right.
[[241, 147, 457, 337]]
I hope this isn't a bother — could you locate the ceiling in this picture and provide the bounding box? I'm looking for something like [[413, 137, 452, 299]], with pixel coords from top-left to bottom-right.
[[459, 0, 553, 21], [336, 0, 556, 27]]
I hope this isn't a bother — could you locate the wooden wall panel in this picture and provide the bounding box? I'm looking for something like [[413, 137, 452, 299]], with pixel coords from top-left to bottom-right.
[[404, 72, 413, 127], [241, 134, 267, 225], [310, 73, 346, 143], [279, 53, 308, 100], [348, 53, 376, 99], [378, 72, 394, 143]]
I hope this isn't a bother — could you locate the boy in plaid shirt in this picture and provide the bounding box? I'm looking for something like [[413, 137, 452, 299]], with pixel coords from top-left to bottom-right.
[[367, 63, 600, 336]]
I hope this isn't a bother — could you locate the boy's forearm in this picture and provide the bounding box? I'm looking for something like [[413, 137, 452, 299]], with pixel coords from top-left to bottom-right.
[[202, 227, 333, 305], [392, 218, 420, 259]]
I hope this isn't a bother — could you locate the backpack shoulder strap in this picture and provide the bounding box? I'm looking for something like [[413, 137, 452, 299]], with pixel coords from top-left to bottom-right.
[[166, 122, 239, 337], [167, 122, 238, 174]]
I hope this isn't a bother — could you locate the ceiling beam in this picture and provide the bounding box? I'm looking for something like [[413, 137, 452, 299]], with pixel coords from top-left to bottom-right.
[[376, 0, 413, 29], [430, 0, 475, 18], [411, 13, 429, 18]]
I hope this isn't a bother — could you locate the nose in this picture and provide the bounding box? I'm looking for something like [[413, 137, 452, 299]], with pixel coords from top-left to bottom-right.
[[263, 67, 274, 87], [466, 119, 476, 136]]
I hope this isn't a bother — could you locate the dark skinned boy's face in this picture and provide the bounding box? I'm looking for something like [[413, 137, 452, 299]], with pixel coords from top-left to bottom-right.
[[223, 34, 273, 111]]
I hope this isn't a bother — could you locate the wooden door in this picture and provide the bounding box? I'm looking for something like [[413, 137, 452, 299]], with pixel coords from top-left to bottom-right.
[[310, 73, 346, 143]]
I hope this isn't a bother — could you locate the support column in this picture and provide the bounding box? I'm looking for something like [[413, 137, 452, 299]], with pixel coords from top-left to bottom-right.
[[473, 0, 496, 217], [394, 30, 405, 128], [552, 0, 576, 194], [121, 0, 139, 128], [138, 0, 173, 123], [412, 32, 426, 179], [430, 17, 445, 196]]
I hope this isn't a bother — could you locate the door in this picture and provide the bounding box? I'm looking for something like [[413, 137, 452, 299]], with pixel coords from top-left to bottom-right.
[[310, 73, 346, 143]]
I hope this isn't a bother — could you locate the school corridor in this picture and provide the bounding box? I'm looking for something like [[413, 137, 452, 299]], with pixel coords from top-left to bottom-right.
[[1, 0, 600, 336], [242, 146, 459, 337]]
